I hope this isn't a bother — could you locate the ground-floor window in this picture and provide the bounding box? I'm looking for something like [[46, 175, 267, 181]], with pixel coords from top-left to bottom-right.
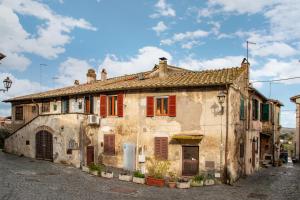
[[154, 137, 168, 160]]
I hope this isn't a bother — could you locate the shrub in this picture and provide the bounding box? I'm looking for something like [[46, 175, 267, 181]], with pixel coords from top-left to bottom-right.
[[146, 157, 170, 179], [133, 171, 145, 178], [168, 172, 177, 182], [89, 164, 103, 172], [193, 174, 204, 183]]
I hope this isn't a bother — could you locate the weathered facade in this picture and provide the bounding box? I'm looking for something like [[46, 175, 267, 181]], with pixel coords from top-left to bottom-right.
[[290, 95, 300, 161], [3, 58, 281, 183]]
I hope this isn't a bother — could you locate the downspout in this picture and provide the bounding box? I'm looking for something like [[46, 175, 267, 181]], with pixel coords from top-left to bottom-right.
[[224, 84, 229, 184]]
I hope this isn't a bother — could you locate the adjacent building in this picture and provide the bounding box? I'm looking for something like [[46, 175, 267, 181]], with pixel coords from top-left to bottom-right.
[[290, 95, 300, 161], [3, 58, 282, 183]]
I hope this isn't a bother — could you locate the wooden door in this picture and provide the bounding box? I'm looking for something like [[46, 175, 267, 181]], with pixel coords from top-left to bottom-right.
[[87, 146, 94, 166], [36, 131, 53, 161], [252, 141, 256, 168], [182, 146, 199, 176]]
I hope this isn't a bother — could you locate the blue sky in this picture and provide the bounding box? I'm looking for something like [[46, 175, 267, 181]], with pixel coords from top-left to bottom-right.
[[0, 0, 299, 128]]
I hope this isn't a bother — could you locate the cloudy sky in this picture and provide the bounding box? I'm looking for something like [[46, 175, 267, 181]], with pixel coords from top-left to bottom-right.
[[0, 0, 299, 127]]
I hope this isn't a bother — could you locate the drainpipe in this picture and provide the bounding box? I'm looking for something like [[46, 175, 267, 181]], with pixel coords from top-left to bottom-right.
[[224, 84, 229, 184]]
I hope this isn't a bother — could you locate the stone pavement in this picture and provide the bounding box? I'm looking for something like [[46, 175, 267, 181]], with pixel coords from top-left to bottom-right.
[[0, 151, 299, 200]]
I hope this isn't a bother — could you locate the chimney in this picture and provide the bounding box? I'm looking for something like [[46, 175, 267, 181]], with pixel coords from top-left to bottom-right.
[[74, 80, 80, 85], [158, 57, 168, 78], [101, 69, 107, 81], [86, 69, 96, 84], [241, 58, 250, 89]]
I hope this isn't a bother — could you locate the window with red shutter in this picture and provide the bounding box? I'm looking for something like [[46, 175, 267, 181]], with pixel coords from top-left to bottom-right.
[[104, 134, 115, 155], [146, 96, 154, 117], [117, 93, 124, 117], [100, 95, 107, 117], [168, 95, 176, 117], [154, 137, 168, 160]]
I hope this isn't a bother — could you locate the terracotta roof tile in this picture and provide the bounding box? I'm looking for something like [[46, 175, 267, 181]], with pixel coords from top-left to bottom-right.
[[4, 65, 246, 102]]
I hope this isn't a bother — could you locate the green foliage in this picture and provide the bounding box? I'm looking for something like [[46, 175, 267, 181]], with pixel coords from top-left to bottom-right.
[[168, 172, 177, 182], [133, 170, 145, 178], [0, 128, 10, 149], [146, 157, 170, 179], [193, 174, 204, 182], [88, 163, 103, 172]]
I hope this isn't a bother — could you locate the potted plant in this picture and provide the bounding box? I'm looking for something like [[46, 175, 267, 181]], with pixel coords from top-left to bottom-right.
[[146, 157, 170, 187], [119, 170, 133, 182], [204, 173, 215, 186], [168, 172, 177, 188], [132, 171, 146, 184], [101, 169, 114, 179], [191, 174, 204, 187], [176, 177, 191, 189], [88, 164, 101, 176]]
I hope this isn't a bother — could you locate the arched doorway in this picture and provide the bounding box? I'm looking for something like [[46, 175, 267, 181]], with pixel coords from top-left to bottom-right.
[[36, 130, 53, 161]]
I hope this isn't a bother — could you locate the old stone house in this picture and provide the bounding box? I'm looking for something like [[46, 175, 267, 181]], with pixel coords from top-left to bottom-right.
[[290, 95, 300, 161], [3, 58, 281, 183]]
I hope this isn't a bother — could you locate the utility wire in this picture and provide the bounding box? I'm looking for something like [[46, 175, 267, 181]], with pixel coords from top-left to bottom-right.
[[251, 76, 300, 83]]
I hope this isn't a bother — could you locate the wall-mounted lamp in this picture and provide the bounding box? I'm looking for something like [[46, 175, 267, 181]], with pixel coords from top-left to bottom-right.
[[217, 91, 226, 115], [0, 77, 12, 93]]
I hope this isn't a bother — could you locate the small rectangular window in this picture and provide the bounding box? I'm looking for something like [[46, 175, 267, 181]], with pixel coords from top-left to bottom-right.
[[32, 106, 37, 113], [53, 104, 57, 111], [78, 101, 83, 110], [15, 106, 23, 120], [156, 97, 169, 116], [240, 143, 244, 158], [252, 99, 259, 120], [26, 140, 30, 145], [42, 102, 50, 113], [240, 97, 245, 120]]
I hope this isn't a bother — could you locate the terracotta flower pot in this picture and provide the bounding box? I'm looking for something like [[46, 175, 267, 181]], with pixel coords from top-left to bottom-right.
[[168, 182, 176, 188], [146, 177, 165, 187]]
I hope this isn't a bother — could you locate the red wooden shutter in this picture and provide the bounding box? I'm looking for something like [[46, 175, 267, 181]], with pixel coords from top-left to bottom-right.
[[104, 134, 115, 155], [100, 95, 107, 117], [117, 93, 124, 117], [146, 96, 154, 117], [110, 134, 115, 155], [154, 137, 168, 160], [168, 95, 176, 117]]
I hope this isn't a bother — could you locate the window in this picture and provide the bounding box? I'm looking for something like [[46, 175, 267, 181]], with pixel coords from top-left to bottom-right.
[[78, 101, 83, 110], [42, 102, 50, 113], [84, 96, 94, 114], [261, 103, 270, 121], [108, 96, 118, 116], [156, 97, 168, 116], [240, 97, 245, 120], [15, 106, 23, 120], [240, 142, 244, 158], [53, 104, 57, 111], [32, 106, 37, 114], [252, 99, 259, 120], [61, 97, 69, 113], [154, 137, 168, 160], [104, 134, 115, 155]]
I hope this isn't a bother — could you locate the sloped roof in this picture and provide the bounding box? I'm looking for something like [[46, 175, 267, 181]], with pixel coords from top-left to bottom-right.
[[4, 64, 246, 102]]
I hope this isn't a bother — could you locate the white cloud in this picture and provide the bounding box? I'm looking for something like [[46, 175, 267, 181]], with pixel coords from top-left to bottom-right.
[[178, 56, 245, 71], [0, 0, 96, 71], [250, 42, 297, 58], [0, 72, 49, 116], [152, 21, 168, 35], [150, 0, 176, 18], [56, 57, 94, 87], [208, 0, 278, 14], [251, 59, 300, 84], [161, 29, 209, 46], [281, 110, 296, 128], [99, 46, 172, 77]]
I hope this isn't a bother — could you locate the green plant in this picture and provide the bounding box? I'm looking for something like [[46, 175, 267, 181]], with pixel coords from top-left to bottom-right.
[[168, 172, 177, 182], [177, 177, 189, 183], [193, 174, 204, 183], [206, 173, 215, 180], [146, 157, 170, 179], [89, 163, 102, 172], [133, 171, 145, 178]]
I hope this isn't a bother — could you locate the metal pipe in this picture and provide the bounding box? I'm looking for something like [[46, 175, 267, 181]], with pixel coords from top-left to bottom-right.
[[224, 84, 229, 184]]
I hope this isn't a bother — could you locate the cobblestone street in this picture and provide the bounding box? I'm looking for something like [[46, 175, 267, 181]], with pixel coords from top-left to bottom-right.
[[0, 152, 299, 200]]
